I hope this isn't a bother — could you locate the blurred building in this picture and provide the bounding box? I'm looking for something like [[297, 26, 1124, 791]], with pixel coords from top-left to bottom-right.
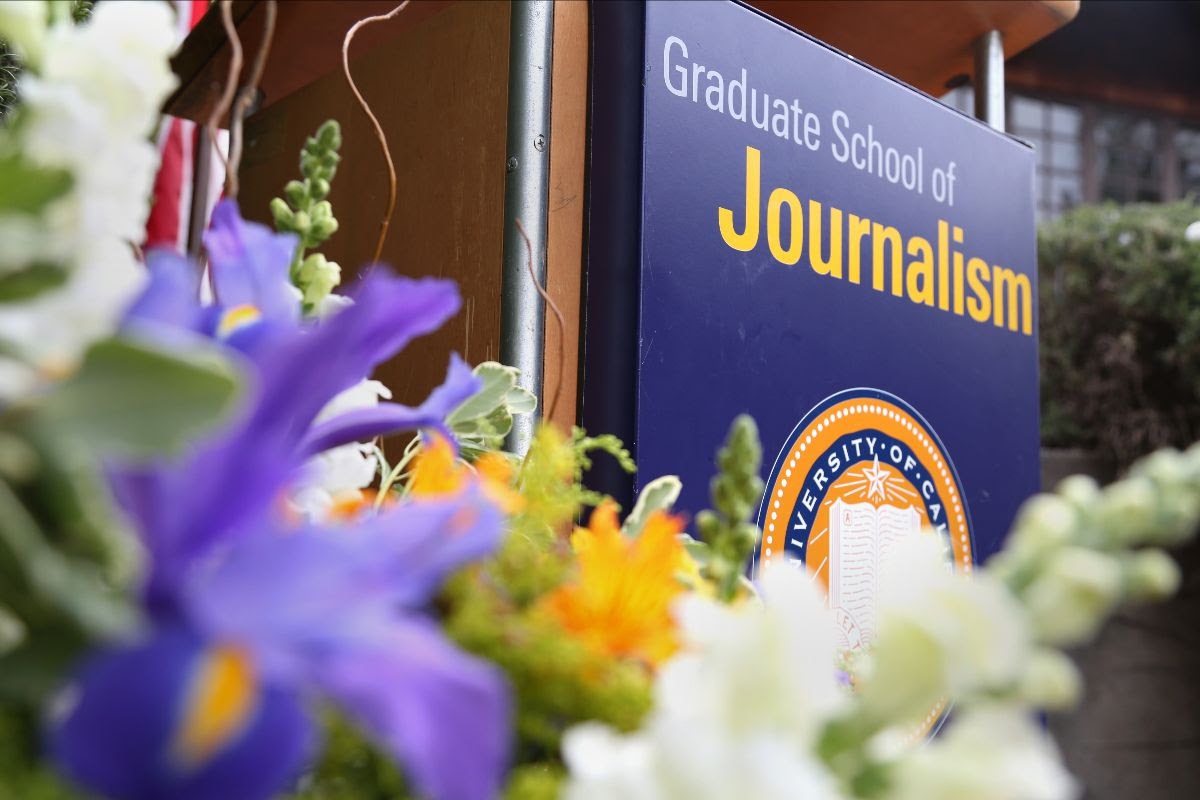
[[944, 0, 1200, 218]]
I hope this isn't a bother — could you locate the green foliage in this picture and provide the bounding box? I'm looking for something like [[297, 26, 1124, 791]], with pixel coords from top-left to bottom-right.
[[441, 425, 652, 780], [1039, 201, 1200, 468], [0, 263, 67, 304], [693, 414, 764, 601], [0, 334, 238, 712], [569, 428, 635, 510], [0, 154, 73, 303], [447, 362, 537, 459], [285, 711, 409, 800], [0, 708, 83, 799], [622, 474, 681, 538], [0, 421, 138, 707], [503, 764, 564, 800], [0, 154, 73, 215], [271, 120, 343, 311], [0, 44, 17, 120], [36, 337, 240, 461]]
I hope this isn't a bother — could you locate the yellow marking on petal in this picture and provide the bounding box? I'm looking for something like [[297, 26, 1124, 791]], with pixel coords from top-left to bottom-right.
[[170, 645, 258, 770], [216, 304, 262, 339]]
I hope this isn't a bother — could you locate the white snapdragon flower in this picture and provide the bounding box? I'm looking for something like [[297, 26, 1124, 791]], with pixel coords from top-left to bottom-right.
[[886, 707, 1077, 800], [858, 535, 1030, 726], [0, 1, 177, 398], [291, 379, 393, 521], [563, 566, 845, 799], [0, 0, 47, 64], [562, 724, 662, 800], [660, 564, 845, 740]]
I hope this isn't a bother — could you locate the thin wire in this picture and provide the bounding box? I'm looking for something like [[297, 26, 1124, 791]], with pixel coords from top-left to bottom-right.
[[342, 1, 410, 264], [204, 0, 242, 187], [515, 218, 566, 424], [227, 0, 277, 198]]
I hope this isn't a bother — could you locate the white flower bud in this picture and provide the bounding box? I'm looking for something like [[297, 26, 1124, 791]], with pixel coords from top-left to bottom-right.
[[1010, 494, 1077, 554], [1024, 547, 1122, 646], [1122, 548, 1181, 602], [1056, 474, 1100, 512], [1097, 477, 1157, 546], [1017, 649, 1081, 710]]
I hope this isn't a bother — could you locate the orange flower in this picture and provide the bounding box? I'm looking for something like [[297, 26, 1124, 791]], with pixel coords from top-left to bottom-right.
[[408, 435, 523, 513], [542, 501, 689, 666], [409, 435, 465, 498]]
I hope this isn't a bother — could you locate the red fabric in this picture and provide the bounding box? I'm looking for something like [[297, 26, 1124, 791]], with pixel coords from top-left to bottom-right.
[[143, 0, 210, 253]]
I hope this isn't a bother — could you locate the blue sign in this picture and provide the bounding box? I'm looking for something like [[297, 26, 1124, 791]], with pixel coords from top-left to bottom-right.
[[582, 1, 1038, 582]]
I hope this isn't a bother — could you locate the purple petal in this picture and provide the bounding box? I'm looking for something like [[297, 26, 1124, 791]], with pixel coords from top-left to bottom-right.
[[203, 200, 300, 324], [350, 489, 507, 607], [300, 354, 480, 456], [344, 271, 463, 373], [245, 273, 461, 449], [123, 249, 205, 334], [109, 270, 464, 610], [188, 491, 506, 677], [315, 619, 511, 800], [51, 628, 316, 800]]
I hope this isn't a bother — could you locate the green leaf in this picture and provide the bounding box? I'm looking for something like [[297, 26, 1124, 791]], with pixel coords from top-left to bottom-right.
[[448, 362, 524, 425], [505, 383, 537, 415], [622, 475, 682, 538], [0, 154, 72, 214], [38, 337, 240, 459], [680, 533, 711, 565], [0, 262, 68, 303], [0, 604, 24, 656]]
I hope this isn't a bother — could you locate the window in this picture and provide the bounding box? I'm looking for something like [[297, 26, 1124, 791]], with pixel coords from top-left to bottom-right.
[[941, 89, 1200, 218], [1177, 128, 1200, 199], [1093, 113, 1164, 204], [1009, 96, 1084, 219]]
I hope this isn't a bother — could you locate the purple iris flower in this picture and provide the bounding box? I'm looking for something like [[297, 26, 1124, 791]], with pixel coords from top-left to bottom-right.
[[50, 201, 511, 800]]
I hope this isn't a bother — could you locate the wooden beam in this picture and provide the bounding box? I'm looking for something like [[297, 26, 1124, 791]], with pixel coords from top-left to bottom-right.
[[543, 0, 588, 431], [746, 1, 1079, 96]]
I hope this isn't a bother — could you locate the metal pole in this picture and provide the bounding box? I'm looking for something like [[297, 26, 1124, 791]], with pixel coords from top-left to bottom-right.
[[973, 29, 1005, 131], [501, 0, 554, 456]]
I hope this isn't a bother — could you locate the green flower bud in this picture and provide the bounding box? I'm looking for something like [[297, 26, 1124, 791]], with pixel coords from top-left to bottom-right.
[[1122, 548, 1181, 602], [311, 200, 333, 222], [310, 216, 339, 242], [296, 253, 342, 307], [292, 210, 312, 235], [269, 197, 294, 229], [284, 179, 306, 208], [316, 119, 342, 149], [311, 177, 331, 200]]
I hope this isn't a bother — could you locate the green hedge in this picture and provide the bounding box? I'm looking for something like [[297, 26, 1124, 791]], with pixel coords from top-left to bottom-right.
[[1039, 201, 1200, 469]]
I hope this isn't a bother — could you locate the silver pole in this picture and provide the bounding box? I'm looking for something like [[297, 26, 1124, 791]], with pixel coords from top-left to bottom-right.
[[973, 29, 1005, 131], [501, 0, 554, 456]]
